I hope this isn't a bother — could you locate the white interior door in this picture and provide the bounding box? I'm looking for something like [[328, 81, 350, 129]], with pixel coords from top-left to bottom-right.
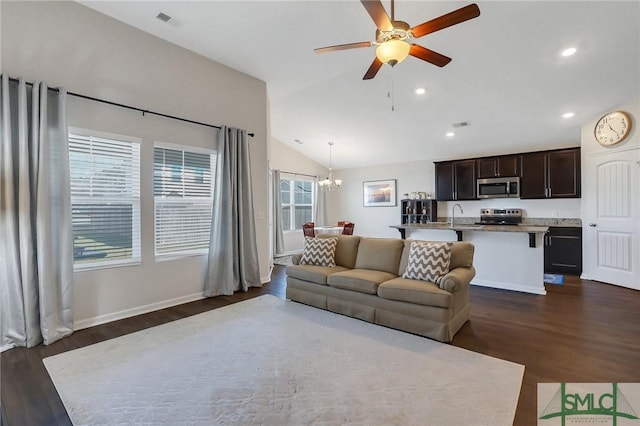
[[582, 147, 640, 290]]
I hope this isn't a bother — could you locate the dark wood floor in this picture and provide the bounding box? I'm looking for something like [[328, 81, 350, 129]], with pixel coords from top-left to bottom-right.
[[2, 266, 639, 426]]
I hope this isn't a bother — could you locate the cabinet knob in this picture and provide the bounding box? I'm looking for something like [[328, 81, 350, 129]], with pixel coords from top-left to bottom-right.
[[589, 223, 597, 227]]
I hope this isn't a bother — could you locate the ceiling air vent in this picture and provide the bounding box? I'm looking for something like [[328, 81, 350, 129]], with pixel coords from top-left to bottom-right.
[[452, 121, 470, 128], [156, 12, 172, 23]]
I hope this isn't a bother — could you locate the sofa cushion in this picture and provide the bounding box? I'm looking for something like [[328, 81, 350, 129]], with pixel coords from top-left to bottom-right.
[[449, 242, 475, 270], [286, 264, 350, 285], [378, 277, 452, 308], [354, 237, 404, 275], [328, 269, 398, 295], [402, 241, 453, 284], [317, 234, 361, 268], [300, 236, 338, 267]]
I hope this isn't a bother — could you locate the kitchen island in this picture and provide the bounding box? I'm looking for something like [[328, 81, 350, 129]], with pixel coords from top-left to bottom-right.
[[390, 222, 549, 295]]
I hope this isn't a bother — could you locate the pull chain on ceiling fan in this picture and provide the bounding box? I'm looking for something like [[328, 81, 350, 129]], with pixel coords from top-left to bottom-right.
[[314, 0, 480, 80]]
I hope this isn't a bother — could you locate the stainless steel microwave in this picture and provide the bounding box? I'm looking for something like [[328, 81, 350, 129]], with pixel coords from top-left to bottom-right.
[[477, 177, 520, 198]]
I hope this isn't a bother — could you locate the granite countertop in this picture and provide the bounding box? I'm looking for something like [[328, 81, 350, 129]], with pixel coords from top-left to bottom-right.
[[390, 217, 581, 234], [428, 217, 581, 227], [519, 218, 582, 227], [390, 223, 549, 233]]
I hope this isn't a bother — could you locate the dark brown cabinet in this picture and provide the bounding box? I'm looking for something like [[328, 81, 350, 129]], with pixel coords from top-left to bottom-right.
[[435, 160, 476, 201], [544, 227, 582, 275], [476, 155, 520, 178], [401, 199, 437, 224], [520, 148, 580, 199]]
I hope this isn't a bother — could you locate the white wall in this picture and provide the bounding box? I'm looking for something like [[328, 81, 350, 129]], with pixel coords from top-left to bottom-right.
[[270, 139, 328, 253], [436, 198, 581, 222], [327, 161, 434, 238], [1, 1, 269, 328], [270, 139, 328, 177]]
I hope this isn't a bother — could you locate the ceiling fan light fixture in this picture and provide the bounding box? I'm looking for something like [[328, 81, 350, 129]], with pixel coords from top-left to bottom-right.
[[376, 39, 410, 66]]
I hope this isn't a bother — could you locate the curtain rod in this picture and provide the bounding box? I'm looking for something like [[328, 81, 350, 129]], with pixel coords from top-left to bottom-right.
[[279, 170, 318, 179], [6, 77, 255, 138]]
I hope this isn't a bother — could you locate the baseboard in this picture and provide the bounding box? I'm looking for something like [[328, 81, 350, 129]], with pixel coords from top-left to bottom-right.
[[471, 278, 547, 295], [261, 274, 271, 284], [74, 292, 206, 331]]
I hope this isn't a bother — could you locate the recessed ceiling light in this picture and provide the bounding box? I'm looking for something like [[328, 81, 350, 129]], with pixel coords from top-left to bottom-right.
[[562, 47, 577, 57], [563, 112, 575, 119], [415, 88, 426, 95], [446, 132, 455, 137]]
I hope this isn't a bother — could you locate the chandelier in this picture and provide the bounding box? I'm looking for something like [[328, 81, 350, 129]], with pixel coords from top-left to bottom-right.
[[319, 142, 342, 191]]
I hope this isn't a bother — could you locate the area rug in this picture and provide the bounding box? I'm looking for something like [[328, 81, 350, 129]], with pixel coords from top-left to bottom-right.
[[44, 295, 524, 425]]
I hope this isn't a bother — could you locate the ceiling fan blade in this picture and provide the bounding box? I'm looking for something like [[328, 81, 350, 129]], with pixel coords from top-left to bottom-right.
[[361, 0, 393, 31], [411, 3, 480, 38], [363, 57, 383, 80], [409, 44, 452, 67], [314, 41, 373, 54]]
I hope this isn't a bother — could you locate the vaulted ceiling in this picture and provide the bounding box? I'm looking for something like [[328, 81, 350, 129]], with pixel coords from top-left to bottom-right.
[[80, 1, 640, 169]]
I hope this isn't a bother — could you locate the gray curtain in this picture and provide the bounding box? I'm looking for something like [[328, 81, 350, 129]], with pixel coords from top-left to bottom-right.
[[0, 76, 73, 350], [272, 170, 285, 256], [315, 183, 327, 227], [205, 126, 261, 296]]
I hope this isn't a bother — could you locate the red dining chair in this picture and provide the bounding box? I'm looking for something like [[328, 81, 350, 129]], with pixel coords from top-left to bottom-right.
[[302, 222, 315, 237], [342, 222, 354, 235]]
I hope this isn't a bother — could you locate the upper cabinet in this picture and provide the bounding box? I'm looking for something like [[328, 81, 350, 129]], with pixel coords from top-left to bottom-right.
[[520, 148, 581, 199], [435, 147, 580, 201], [476, 155, 520, 178], [435, 159, 476, 201]]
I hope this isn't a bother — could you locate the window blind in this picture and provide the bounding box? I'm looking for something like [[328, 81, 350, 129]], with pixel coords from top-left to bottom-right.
[[153, 145, 215, 256], [69, 132, 141, 269]]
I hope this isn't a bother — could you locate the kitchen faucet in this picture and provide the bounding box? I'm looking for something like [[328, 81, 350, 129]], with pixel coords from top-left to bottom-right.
[[450, 203, 463, 227]]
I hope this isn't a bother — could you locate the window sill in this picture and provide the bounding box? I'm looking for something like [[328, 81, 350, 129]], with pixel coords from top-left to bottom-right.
[[155, 251, 208, 262], [74, 260, 141, 273]]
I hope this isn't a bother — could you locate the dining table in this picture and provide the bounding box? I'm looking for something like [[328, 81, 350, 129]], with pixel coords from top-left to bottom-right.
[[314, 226, 344, 235]]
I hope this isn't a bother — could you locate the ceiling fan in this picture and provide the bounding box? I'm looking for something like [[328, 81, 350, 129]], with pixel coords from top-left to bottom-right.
[[314, 0, 480, 80]]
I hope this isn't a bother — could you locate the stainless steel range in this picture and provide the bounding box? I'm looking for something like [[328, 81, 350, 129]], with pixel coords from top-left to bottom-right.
[[477, 208, 523, 226]]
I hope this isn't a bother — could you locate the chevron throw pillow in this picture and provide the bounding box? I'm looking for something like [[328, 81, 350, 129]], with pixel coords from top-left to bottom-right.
[[402, 241, 453, 283], [299, 236, 338, 267]]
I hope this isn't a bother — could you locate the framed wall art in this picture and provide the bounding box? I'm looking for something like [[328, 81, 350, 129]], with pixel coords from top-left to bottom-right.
[[363, 179, 396, 207]]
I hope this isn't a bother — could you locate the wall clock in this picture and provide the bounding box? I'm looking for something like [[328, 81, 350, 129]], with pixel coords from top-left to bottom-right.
[[594, 111, 632, 146]]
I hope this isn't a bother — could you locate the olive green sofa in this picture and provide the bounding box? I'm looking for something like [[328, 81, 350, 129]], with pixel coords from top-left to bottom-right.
[[285, 234, 475, 342]]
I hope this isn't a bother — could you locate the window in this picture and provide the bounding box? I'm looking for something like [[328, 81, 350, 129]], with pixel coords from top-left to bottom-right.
[[153, 144, 216, 256], [69, 129, 141, 270], [280, 175, 315, 230]]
